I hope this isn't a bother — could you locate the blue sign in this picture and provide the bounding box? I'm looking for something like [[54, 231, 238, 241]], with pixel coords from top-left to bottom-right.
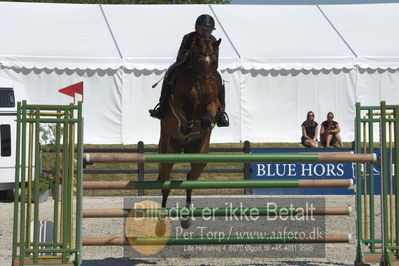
[[251, 148, 397, 195], [251, 148, 355, 195]]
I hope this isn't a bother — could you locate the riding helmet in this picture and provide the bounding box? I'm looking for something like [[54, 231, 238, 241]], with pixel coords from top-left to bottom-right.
[[195, 14, 216, 31]]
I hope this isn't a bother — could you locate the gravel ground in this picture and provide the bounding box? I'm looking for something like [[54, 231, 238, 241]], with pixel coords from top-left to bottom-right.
[[1, 195, 358, 266]]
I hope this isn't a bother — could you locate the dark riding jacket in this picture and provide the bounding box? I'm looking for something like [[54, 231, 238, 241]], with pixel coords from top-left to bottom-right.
[[176, 31, 219, 62]]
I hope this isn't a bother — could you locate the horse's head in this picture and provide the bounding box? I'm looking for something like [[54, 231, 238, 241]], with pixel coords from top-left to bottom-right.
[[168, 37, 222, 138], [189, 36, 221, 75], [173, 37, 220, 135]]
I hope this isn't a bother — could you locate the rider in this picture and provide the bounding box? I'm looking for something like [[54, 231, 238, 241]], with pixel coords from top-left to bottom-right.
[[149, 14, 229, 127]]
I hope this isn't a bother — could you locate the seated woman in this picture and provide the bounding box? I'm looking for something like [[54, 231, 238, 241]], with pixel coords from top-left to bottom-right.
[[320, 112, 343, 148], [301, 111, 319, 148]]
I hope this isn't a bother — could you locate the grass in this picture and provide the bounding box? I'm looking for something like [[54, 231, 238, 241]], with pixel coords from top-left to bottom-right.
[[43, 142, 354, 197]]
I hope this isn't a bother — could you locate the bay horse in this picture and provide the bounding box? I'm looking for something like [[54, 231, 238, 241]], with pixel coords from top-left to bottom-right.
[[158, 36, 222, 229]]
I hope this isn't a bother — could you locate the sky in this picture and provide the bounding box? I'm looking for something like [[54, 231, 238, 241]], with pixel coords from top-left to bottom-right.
[[230, 0, 399, 4]]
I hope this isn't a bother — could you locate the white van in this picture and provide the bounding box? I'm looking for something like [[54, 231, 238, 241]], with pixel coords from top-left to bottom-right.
[[0, 78, 29, 200]]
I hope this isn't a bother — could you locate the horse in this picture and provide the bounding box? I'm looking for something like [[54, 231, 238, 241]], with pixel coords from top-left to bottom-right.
[[157, 36, 222, 230]]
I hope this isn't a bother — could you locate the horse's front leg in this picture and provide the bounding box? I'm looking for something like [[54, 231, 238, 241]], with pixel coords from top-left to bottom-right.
[[181, 162, 207, 229]]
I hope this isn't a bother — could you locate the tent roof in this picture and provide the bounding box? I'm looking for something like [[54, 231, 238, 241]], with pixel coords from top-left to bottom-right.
[[0, 2, 121, 70], [0, 2, 398, 70], [102, 4, 240, 70], [212, 4, 355, 70], [321, 3, 399, 69]]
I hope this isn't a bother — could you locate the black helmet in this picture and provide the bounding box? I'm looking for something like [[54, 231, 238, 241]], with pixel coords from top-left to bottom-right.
[[195, 14, 215, 31]]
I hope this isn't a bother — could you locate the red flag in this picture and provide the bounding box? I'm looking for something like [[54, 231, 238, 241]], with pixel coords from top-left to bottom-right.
[[58, 81, 84, 97]]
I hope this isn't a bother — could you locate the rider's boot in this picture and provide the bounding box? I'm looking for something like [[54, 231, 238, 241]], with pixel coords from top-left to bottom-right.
[[149, 80, 170, 120], [217, 83, 229, 127]]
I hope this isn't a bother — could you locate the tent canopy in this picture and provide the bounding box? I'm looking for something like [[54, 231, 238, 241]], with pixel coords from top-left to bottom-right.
[[0, 2, 398, 70], [321, 3, 399, 69], [212, 4, 355, 70], [0, 2, 121, 70], [102, 4, 240, 70], [1, 2, 399, 144]]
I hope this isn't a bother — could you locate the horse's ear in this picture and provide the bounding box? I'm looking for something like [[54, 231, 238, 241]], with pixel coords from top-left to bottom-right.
[[214, 38, 221, 48]]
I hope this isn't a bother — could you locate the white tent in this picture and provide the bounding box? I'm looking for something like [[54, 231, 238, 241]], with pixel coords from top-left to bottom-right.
[[212, 4, 356, 142], [0, 2, 398, 144], [0, 2, 123, 143], [321, 3, 399, 107], [0, 2, 121, 69]]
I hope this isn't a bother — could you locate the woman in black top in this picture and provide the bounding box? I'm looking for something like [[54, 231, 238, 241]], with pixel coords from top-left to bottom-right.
[[320, 112, 343, 148], [301, 111, 319, 148]]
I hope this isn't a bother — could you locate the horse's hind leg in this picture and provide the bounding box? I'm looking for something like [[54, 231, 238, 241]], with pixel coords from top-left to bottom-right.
[[158, 135, 179, 208], [181, 162, 207, 229], [159, 162, 174, 208], [186, 162, 207, 205], [181, 137, 210, 229], [155, 162, 174, 236]]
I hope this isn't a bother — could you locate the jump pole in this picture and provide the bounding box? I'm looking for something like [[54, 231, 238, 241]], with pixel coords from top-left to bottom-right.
[[82, 206, 351, 218], [83, 179, 354, 190], [84, 152, 377, 164], [82, 234, 351, 246]]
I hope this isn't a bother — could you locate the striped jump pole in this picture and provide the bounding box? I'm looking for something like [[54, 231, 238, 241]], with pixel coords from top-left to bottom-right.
[[82, 206, 351, 218], [84, 152, 377, 164], [83, 179, 353, 190], [82, 234, 351, 246]]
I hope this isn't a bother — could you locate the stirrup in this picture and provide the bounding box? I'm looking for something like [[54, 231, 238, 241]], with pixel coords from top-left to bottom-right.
[[149, 103, 160, 111], [217, 112, 229, 127], [149, 103, 165, 119]]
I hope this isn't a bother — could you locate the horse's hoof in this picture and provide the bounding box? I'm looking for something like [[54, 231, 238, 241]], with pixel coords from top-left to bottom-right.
[[181, 217, 191, 229], [155, 220, 167, 236]]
